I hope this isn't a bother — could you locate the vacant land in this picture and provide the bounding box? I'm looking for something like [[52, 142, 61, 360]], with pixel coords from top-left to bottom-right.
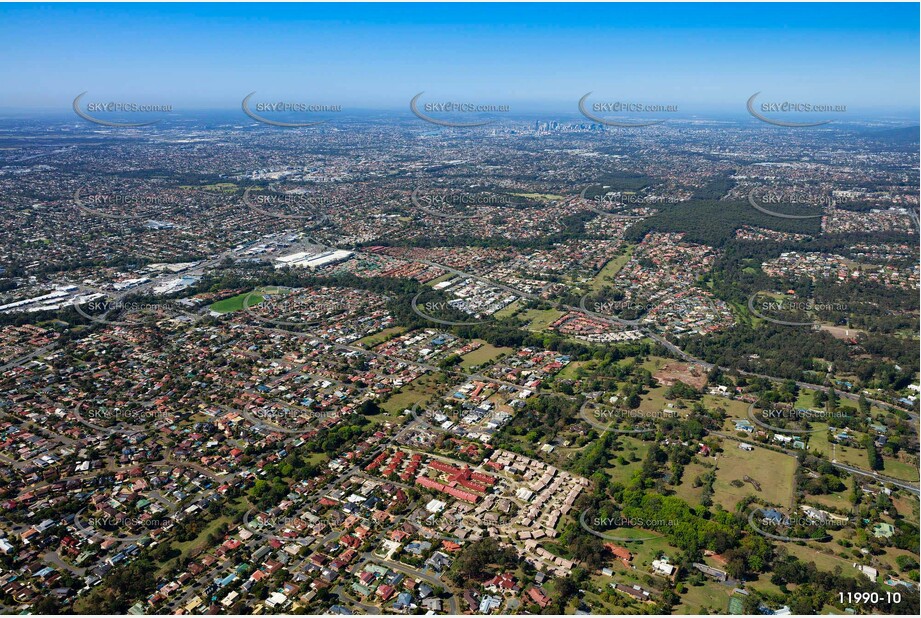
[[653, 362, 709, 390], [179, 182, 237, 193], [703, 395, 750, 420], [590, 244, 635, 291], [604, 435, 650, 485], [459, 341, 512, 369], [673, 461, 711, 506], [711, 442, 797, 510], [819, 324, 867, 339], [785, 541, 858, 575], [804, 488, 853, 512], [520, 308, 565, 331], [636, 383, 672, 417], [880, 457, 920, 482], [427, 272, 455, 286], [555, 360, 588, 380], [209, 291, 262, 314], [639, 355, 670, 374], [380, 373, 445, 415], [155, 496, 247, 576], [676, 581, 732, 615], [355, 326, 406, 348], [509, 192, 564, 201], [493, 299, 522, 319]]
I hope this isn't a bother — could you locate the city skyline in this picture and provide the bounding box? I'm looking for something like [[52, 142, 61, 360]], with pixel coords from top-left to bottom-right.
[[0, 3, 917, 616]]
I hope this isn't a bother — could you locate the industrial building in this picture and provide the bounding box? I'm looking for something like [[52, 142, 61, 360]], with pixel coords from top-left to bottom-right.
[[274, 249, 354, 271]]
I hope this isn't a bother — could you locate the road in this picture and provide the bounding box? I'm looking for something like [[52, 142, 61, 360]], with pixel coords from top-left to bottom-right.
[[713, 430, 919, 496], [351, 553, 459, 614], [417, 256, 916, 415], [403, 256, 921, 497], [3, 236, 916, 613], [0, 343, 59, 373]]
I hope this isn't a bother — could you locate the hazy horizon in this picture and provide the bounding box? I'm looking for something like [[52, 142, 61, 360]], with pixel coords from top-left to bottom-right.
[[1, 2, 918, 113]]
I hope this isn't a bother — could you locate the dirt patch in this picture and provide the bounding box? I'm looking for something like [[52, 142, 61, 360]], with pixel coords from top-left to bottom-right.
[[653, 362, 708, 390], [818, 325, 863, 340]]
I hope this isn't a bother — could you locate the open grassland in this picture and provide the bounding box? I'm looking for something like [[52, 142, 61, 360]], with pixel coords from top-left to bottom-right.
[[892, 493, 920, 523], [604, 435, 650, 485], [209, 291, 262, 313], [155, 496, 248, 576], [380, 373, 445, 415], [555, 360, 588, 380], [703, 395, 751, 420], [676, 581, 733, 615], [808, 424, 869, 469], [785, 541, 860, 575], [636, 384, 672, 417], [673, 461, 712, 506], [879, 457, 919, 482], [711, 442, 797, 510], [520, 307, 565, 331], [509, 192, 564, 201], [590, 244, 636, 291], [744, 573, 786, 599], [804, 489, 853, 512], [355, 326, 406, 348], [459, 340, 513, 369], [492, 299, 523, 319]]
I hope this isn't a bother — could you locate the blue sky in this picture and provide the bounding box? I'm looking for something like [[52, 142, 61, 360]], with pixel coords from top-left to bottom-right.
[[0, 2, 918, 114]]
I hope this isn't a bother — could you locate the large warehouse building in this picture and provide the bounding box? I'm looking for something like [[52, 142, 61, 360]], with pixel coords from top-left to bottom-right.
[[274, 249, 354, 271]]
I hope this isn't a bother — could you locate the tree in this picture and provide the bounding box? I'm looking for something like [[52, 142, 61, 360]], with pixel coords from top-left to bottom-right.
[[555, 575, 579, 600], [33, 595, 63, 614], [858, 393, 870, 416], [865, 436, 883, 471], [812, 390, 827, 408], [447, 538, 517, 585], [357, 400, 381, 416]]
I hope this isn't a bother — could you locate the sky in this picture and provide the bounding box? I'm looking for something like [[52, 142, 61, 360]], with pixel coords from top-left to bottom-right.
[[0, 2, 918, 116]]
